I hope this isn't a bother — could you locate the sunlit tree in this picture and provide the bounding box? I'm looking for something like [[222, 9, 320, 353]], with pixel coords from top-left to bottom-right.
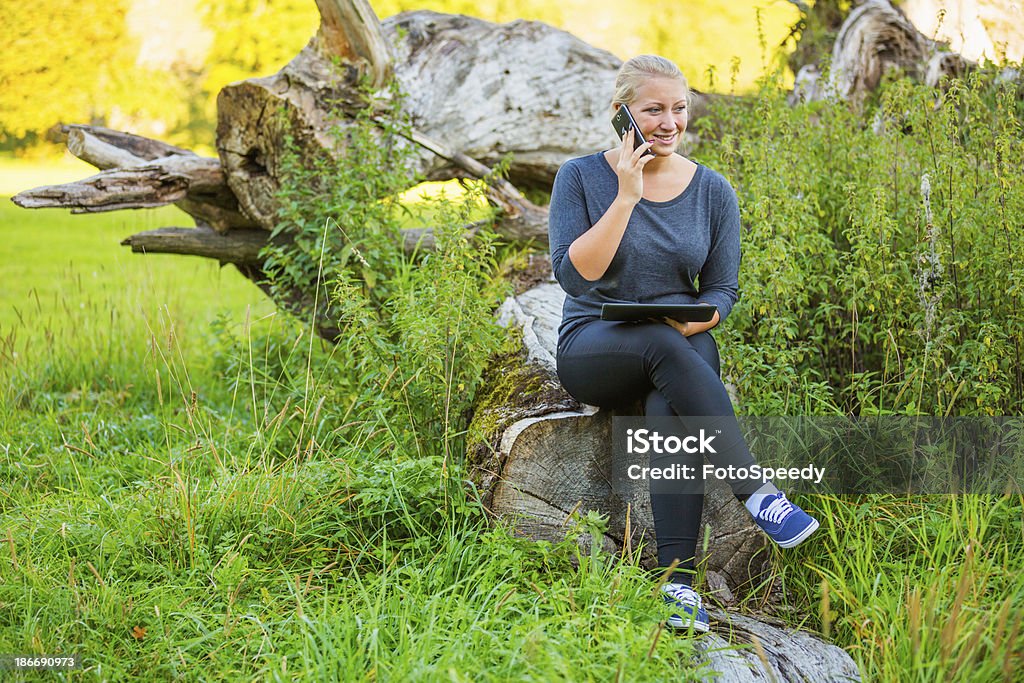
[[0, 0, 189, 148]]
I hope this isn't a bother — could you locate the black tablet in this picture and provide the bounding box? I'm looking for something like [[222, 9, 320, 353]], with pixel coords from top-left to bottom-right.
[[601, 303, 717, 323]]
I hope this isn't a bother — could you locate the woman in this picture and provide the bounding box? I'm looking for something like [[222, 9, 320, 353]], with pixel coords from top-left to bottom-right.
[[548, 55, 818, 633]]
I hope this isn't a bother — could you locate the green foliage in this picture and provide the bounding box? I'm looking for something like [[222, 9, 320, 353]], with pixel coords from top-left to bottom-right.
[[377, 206, 507, 460], [258, 74, 509, 464], [696, 65, 1024, 416], [0, 0, 192, 147], [263, 76, 418, 321]]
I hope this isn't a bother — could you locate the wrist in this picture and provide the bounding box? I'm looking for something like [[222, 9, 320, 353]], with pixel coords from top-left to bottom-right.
[[687, 321, 709, 335], [613, 191, 640, 208]]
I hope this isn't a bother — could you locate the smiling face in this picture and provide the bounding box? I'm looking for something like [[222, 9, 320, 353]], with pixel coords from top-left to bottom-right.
[[628, 77, 688, 156]]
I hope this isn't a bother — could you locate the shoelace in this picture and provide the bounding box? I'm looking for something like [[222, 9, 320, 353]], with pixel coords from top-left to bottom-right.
[[759, 494, 794, 525], [662, 584, 702, 608]]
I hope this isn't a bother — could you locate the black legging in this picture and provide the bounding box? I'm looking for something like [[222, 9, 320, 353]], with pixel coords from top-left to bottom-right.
[[556, 318, 759, 584]]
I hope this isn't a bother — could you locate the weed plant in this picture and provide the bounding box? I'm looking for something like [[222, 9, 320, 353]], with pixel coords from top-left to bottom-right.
[[778, 493, 1023, 681], [696, 65, 1024, 416], [691, 64, 1024, 679]]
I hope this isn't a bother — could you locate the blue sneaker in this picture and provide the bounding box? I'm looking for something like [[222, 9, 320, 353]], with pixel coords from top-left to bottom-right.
[[753, 492, 819, 548], [660, 583, 710, 633]]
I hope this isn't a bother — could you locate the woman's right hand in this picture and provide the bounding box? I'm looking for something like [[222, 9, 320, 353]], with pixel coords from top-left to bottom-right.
[[615, 128, 655, 205]]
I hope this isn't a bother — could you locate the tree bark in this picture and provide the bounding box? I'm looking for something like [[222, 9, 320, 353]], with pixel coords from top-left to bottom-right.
[[62, 124, 195, 167], [11, 124, 539, 253], [118, 222, 499, 264]]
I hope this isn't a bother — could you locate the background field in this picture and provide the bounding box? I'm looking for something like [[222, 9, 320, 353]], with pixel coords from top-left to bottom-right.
[[0, 157, 272, 349]]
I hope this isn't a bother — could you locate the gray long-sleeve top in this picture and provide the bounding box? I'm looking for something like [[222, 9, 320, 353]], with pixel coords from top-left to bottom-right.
[[548, 152, 742, 344]]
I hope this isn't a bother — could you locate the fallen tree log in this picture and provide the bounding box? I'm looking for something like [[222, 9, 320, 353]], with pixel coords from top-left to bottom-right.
[[795, 0, 995, 103], [468, 261, 860, 681], [215, 8, 620, 230], [216, 7, 730, 229], [12, 122, 542, 259], [9, 0, 999, 343], [828, 0, 930, 99], [11, 125, 257, 231]]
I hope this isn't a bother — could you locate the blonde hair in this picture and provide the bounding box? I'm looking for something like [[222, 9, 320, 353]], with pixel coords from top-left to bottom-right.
[[611, 55, 689, 108]]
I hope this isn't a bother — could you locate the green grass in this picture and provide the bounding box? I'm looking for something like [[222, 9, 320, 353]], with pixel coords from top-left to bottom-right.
[[1, 159, 1022, 681], [0, 257, 711, 680], [1, 197, 271, 343], [777, 494, 1024, 682]]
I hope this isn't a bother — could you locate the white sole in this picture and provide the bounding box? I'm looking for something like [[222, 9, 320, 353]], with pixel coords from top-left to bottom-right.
[[667, 616, 710, 633], [775, 518, 820, 548]]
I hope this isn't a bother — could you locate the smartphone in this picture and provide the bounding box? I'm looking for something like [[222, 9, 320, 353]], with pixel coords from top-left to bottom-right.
[[611, 105, 654, 157]]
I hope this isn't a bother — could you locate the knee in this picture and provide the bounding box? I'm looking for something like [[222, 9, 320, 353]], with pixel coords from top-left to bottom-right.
[[645, 389, 674, 416], [643, 325, 701, 369], [686, 331, 721, 376]]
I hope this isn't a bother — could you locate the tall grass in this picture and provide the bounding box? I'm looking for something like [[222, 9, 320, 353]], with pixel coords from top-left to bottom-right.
[[776, 493, 1023, 681], [0, 196, 712, 682]]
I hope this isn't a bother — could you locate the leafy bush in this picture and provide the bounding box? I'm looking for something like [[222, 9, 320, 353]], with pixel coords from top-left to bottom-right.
[[695, 66, 1024, 415], [262, 76, 418, 323]]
